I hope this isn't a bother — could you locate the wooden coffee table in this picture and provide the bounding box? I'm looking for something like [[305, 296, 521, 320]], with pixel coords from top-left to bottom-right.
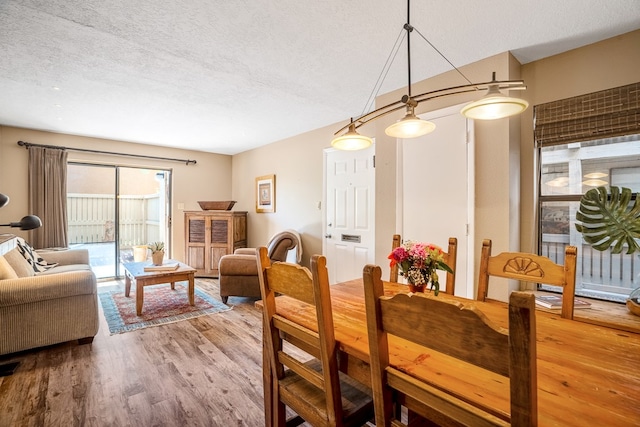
[[122, 260, 196, 315]]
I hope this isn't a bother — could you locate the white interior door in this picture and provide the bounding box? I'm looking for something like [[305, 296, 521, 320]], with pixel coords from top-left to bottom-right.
[[323, 146, 376, 284], [399, 104, 474, 298]]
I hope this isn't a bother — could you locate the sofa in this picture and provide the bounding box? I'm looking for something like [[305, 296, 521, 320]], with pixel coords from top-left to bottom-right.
[[218, 230, 302, 303], [0, 245, 99, 355]]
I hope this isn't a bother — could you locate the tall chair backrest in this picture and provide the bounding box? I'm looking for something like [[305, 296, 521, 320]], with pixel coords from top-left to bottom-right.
[[389, 234, 458, 296], [257, 247, 372, 426], [364, 264, 538, 426], [389, 234, 402, 283], [476, 239, 578, 319]]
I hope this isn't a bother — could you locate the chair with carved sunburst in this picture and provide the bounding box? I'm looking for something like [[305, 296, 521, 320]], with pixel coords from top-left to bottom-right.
[[477, 239, 578, 319]]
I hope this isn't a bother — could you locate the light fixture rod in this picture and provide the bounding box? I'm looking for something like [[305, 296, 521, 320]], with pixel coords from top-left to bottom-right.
[[412, 26, 474, 86], [406, 0, 411, 97], [333, 77, 526, 135]]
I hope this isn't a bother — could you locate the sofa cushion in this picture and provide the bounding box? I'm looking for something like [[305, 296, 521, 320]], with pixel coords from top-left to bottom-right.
[[16, 237, 58, 273], [4, 248, 35, 277], [37, 264, 92, 276], [219, 254, 259, 276], [0, 255, 19, 280]]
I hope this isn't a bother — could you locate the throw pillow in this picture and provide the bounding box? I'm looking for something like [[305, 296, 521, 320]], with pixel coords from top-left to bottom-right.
[[0, 255, 19, 280], [4, 248, 35, 277], [15, 237, 58, 273]]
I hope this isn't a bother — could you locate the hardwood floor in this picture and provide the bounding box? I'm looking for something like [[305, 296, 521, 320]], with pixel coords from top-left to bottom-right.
[[0, 279, 270, 427]]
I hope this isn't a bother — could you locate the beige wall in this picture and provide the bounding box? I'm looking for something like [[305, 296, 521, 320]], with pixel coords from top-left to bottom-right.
[[0, 126, 232, 260], [231, 127, 332, 267]]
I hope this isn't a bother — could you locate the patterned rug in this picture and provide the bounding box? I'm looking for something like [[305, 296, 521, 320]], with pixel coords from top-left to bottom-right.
[[98, 283, 232, 334]]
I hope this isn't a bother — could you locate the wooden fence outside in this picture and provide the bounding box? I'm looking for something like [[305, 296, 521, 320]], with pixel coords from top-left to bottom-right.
[[541, 235, 638, 300], [67, 193, 161, 248]]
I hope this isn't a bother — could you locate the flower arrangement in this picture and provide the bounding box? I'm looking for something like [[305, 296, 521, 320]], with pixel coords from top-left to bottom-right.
[[388, 241, 453, 295], [148, 241, 165, 254]]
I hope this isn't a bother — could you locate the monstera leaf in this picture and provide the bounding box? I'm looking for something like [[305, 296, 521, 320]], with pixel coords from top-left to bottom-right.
[[575, 186, 640, 254]]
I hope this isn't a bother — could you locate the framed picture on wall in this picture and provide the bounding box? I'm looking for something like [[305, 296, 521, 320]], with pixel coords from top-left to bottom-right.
[[256, 174, 276, 213]]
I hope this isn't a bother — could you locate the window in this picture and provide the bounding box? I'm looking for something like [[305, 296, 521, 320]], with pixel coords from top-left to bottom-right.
[[539, 135, 640, 302], [535, 82, 640, 303]]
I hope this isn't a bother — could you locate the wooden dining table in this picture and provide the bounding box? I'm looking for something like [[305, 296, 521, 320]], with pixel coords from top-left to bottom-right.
[[259, 279, 640, 426]]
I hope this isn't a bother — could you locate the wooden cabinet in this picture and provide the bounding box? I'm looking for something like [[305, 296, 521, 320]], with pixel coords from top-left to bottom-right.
[[184, 211, 247, 277]]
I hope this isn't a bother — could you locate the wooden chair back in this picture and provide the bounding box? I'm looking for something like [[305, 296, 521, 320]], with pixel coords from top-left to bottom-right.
[[389, 234, 402, 283], [476, 239, 578, 319], [389, 234, 458, 295], [364, 264, 538, 426], [257, 247, 372, 426]]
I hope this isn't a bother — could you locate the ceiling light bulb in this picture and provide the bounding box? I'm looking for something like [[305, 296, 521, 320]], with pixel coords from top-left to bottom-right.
[[331, 124, 373, 151], [385, 106, 436, 138], [546, 177, 570, 187], [461, 85, 529, 120], [583, 179, 609, 187], [584, 172, 608, 179]]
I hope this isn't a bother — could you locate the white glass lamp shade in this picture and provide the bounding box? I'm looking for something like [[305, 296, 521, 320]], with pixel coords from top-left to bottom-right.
[[385, 108, 435, 138], [331, 124, 373, 151], [461, 86, 529, 120]]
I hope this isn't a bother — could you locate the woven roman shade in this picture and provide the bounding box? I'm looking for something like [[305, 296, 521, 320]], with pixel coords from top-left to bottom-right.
[[534, 82, 640, 147]]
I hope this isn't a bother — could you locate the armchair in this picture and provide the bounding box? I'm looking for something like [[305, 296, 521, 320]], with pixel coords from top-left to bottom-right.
[[218, 230, 302, 303]]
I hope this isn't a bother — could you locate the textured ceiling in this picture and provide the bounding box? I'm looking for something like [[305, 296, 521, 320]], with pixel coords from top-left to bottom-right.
[[1, 1, 639, 155]]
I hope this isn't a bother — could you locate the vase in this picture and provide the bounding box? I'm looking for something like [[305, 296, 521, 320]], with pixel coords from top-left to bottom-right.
[[133, 245, 148, 262], [408, 281, 425, 293], [627, 287, 640, 317], [151, 251, 165, 266]]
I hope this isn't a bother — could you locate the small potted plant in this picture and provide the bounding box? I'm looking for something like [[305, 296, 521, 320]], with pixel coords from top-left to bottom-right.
[[148, 241, 165, 266]]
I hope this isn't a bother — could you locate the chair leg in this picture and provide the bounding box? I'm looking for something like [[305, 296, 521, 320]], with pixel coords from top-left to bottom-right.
[[285, 415, 304, 426]]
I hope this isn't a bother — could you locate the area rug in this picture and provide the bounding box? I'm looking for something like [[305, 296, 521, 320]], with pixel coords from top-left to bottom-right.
[[98, 283, 232, 334]]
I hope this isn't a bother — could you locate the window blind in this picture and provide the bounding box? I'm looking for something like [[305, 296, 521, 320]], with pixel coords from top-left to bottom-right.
[[534, 82, 640, 147]]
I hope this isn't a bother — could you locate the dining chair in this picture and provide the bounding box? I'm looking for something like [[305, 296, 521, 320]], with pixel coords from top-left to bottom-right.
[[389, 234, 458, 295], [363, 263, 538, 426], [477, 239, 578, 319], [256, 247, 374, 427]]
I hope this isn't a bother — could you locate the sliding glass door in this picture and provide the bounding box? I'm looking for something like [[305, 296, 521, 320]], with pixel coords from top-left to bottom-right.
[[67, 163, 171, 280]]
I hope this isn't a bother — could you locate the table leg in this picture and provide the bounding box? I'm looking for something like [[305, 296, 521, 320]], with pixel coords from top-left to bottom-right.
[[188, 274, 195, 306], [136, 279, 144, 315], [171, 281, 175, 290], [125, 273, 132, 297]]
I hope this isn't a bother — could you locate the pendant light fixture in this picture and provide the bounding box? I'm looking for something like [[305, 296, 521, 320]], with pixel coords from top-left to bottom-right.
[[331, 0, 529, 150], [385, 104, 436, 138], [460, 72, 529, 120], [330, 122, 373, 151]]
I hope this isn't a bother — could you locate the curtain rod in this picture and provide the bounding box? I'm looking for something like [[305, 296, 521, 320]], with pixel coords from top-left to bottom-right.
[[17, 140, 197, 165]]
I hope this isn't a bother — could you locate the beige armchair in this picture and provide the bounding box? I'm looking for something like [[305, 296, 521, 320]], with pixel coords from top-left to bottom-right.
[[218, 230, 302, 303]]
